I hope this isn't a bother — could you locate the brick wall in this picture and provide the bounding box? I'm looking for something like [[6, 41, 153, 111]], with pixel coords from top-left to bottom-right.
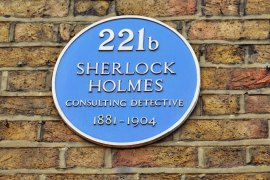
[[0, 0, 270, 179]]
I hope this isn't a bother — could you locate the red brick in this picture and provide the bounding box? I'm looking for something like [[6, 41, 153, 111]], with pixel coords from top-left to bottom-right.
[[245, 0, 270, 15], [204, 147, 246, 167], [0, 121, 37, 141], [116, 0, 196, 17], [7, 71, 49, 91], [249, 45, 270, 63], [43, 121, 84, 142], [178, 119, 268, 141], [0, 47, 61, 67], [188, 20, 270, 40], [250, 146, 270, 165], [202, 95, 240, 115], [245, 95, 270, 113], [15, 23, 56, 42], [202, 68, 270, 90], [0, 148, 58, 169], [0, 0, 69, 17], [113, 147, 197, 167], [229, 69, 270, 89], [66, 147, 105, 168], [203, 0, 240, 16], [0, 97, 58, 116], [205, 45, 245, 64]]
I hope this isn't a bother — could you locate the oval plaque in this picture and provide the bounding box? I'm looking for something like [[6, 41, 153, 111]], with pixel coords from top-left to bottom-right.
[[52, 16, 200, 147]]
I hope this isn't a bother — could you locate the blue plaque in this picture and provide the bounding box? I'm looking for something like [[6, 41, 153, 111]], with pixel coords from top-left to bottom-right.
[[52, 16, 200, 147]]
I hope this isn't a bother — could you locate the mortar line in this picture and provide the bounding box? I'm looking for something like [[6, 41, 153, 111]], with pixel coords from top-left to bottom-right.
[[0, 42, 65, 47], [199, 63, 270, 68], [0, 63, 269, 72], [239, 94, 245, 114], [0, 67, 54, 71], [59, 147, 67, 169], [134, 173, 140, 180], [244, 45, 251, 64], [1, 139, 270, 148], [0, 40, 269, 47], [196, 0, 203, 16], [0, 15, 270, 23], [0, 88, 269, 97], [0, 91, 52, 97], [104, 148, 112, 168], [181, 175, 187, 180], [181, 21, 187, 38], [39, 174, 46, 180], [1, 166, 270, 174], [200, 44, 206, 63], [172, 130, 181, 141], [8, 22, 16, 42], [198, 147, 205, 168], [0, 113, 269, 122], [239, 0, 246, 16], [52, 24, 59, 43], [1, 71, 8, 91], [37, 121, 44, 142], [246, 146, 252, 164], [69, 0, 75, 17]]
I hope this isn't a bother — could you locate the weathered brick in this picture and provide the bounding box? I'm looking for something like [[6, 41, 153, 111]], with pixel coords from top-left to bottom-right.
[[7, 71, 49, 91], [0, 97, 57, 116], [15, 23, 55, 42], [204, 147, 246, 168], [140, 174, 180, 180], [0, 0, 69, 18], [0, 121, 37, 141], [245, 95, 270, 113], [113, 147, 197, 167], [229, 69, 270, 89], [178, 119, 268, 141], [0, 23, 9, 42], [245, 0, 270, 15], [75, 0, 110, 16], [59, 23, 89, 42], [188, 20, 270, 40], [250, 146, 270, 165], [0, 47, 61, 67], [66, 147, 105, 168], [205, 45, 245, 64], [0, 148, 58, 169], [116, 0, 196, 17], [163, 21, 178, 30], [43, 121, 84, 142], [186, 173, 270, 180], [249, 45, 270, 63], [0, 174, 39, 180], [202, 95, 240, 115], [191, 44, 201, 60], [46, 174, 135, 180], [203, 0, 239, 16], [201, 68, 231, 89]]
